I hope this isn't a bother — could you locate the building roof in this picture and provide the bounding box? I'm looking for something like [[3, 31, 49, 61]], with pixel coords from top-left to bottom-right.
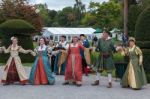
[[42, 27, 95, 37]]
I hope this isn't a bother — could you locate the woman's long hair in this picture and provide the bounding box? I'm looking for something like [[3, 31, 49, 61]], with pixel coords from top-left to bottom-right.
[[38, 37, 48, 46]]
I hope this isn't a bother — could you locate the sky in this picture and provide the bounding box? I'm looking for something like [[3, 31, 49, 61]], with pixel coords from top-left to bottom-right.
[[29, 0, 109, 10]]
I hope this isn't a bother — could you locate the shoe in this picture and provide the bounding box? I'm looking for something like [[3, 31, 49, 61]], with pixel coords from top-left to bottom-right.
[[62, 82, 69, 85], [72, 82, 76, 85], [107, 82, 112, 88], [3, 83, 10, 86], [76, 84, 82, 87], [91, 80, 99, 86]]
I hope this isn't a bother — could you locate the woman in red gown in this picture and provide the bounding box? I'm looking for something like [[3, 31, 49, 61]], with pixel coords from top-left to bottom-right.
[[63, 36, 85, 87]]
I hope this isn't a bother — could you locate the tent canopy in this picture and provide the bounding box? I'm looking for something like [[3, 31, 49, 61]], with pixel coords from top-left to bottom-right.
[[42, 27, 95, 37], [110, 28, 120, 33], [94, 28, 103, 34]]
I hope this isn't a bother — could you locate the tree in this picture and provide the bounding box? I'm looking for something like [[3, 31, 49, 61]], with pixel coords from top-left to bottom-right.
[[0, 0, 43, 32], [56, 7, 77, 27], [74, 0, 85, 23], [96, 1, 122, 29], [81, 13, 97, 27]]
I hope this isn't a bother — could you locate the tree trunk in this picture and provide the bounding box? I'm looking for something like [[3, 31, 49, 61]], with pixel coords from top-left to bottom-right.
[[124, 0, 128, 36]]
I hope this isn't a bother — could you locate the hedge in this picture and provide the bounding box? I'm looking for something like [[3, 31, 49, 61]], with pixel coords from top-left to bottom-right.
[[0, 19, 36, 63], [135, 6, 150, 83]]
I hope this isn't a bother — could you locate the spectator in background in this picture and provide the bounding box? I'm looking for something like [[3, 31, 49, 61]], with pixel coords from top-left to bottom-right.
[[80, 34, 90, 76], [54, 35, 69, 75], [122, 33, 128, 47], [92, 36, 98, 47]]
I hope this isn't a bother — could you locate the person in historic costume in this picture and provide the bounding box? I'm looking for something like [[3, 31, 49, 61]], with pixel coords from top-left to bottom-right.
[[120, 37, 147, 89], [47, 40, 55, 72], [53, 35, 69, 75], [0, 37, 32, 85], [91, 30, 116, 88], [29, 37, 55, 85], [80, 34, 90, 76], [63, 36, 87, 87]]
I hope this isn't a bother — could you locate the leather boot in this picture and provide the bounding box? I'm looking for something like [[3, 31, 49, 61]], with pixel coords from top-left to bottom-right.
[[107, 82, 112, 88], [91, 80, 99, 86]]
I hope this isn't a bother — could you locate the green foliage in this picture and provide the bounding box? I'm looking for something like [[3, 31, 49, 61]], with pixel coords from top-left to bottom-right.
[[0, 0, 43, 32], [135, 6, 150, 82], [128, 5, 142, 36], [35, 0, 122, 28], [135, 6, 150, 41], [0, 19, 35, 34], [56, 7, 78, 27], [113, 53, 125, 63], [88, 1, 122, 29], [81, 13, 97, 27], [0, 33, 35, 63], [142, 49, 150, 83], [140, 0, 150, 8], [90, 52, 125, 65], [0, 19, 35, 63]]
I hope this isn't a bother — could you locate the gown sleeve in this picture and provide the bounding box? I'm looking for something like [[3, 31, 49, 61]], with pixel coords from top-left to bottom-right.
[[2, 46, 11, 53], [78, 43, 85, 50], [31, 47, 38, 56], [79, 43, 91, 65], [135, 46, 143, 65], [18, 46, 30, 54]]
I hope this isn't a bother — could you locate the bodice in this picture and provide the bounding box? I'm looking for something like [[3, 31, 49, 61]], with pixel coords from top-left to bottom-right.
[[10, 50, 19, 57]]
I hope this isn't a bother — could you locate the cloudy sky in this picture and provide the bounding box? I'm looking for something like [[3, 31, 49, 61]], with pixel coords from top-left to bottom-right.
[[29, 0, 109, 10]]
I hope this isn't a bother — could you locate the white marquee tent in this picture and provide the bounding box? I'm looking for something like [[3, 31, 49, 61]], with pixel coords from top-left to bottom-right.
[[42, 27, 95, 42]]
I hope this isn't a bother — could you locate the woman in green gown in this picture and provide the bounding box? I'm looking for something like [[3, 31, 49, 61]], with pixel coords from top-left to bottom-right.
[[121, 37, 147, 89]]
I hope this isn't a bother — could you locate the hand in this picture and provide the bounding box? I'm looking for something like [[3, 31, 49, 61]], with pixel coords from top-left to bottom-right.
[[2, 46, 5, 49], [116, 46, 123, 51], [139, 61, 143, 66]]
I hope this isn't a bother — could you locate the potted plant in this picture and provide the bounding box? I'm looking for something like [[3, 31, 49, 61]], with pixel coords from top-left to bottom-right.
[[114, 52, 128, 79]]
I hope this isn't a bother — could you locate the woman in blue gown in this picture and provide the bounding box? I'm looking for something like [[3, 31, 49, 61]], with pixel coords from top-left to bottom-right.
[[29, 37, 55, 85]]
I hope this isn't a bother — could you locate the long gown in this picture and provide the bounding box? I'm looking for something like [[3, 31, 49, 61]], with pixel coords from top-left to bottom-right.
[[1, 45, 30, 84], [65, 43, 84, 84], [29, 45, 55, 85], [121, 46, 147, 89]]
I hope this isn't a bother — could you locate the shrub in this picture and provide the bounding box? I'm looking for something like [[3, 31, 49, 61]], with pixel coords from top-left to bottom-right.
[[135, 6, 150, 82], [128, 5, 142, 36], [0, 19, 36, 63], [0, 19, 35, 34]]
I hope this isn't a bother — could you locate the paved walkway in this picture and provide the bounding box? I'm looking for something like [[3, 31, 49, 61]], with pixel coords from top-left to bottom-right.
[[0, 67, 149, 99]]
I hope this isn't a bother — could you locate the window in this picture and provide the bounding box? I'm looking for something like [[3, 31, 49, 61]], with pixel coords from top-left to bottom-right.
[[68, 35, 71, 41], [54, 36, 58, 42]]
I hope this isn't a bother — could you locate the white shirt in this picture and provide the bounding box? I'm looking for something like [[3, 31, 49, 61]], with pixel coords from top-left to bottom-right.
[[38, 44, 47, 51], [56, 41, 69, 50]]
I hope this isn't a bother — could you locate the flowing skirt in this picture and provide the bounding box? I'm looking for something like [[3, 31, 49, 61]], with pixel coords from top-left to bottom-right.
[[29, 55, 55, 85], [121, 60, 147, 89], [65, 54, 82, 83], [1, 58, 28, 84], [34, 56, 48, 85]]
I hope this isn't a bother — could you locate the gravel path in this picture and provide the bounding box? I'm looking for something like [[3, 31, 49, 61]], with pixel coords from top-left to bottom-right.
[[0, 67, 149, 99]]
